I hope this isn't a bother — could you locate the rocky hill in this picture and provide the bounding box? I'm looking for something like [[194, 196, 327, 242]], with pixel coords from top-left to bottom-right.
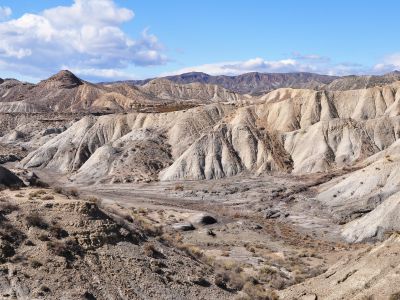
[[115, 71, 338, 94], [3, 70, 400, 299], [13, 79, 400, 248], [139, 78, 246, 102], [0, 183, 234, 299], [21, 81, 400, 181], [0, 71, 246, 113], [325, 71, 400, 91]]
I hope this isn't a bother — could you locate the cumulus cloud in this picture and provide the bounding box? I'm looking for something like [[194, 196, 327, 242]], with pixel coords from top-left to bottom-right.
[[164, 55, 369, 77], [0, 0, 167, 80], [373, 53, 400, 73], [0, 6, 11, 20], [63, 66, 137, 81]]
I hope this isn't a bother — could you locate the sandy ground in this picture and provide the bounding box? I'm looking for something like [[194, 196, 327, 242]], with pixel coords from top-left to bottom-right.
[[65, 173, 365, 292]]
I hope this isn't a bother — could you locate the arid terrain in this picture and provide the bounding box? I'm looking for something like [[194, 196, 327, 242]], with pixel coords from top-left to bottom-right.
[[1, 70, 400, 299]]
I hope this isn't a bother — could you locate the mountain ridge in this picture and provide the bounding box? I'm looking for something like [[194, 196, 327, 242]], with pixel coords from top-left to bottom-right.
[[104, 70, 400, 95]]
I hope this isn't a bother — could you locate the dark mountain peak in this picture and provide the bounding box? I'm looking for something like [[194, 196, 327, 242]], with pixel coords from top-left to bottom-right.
[[41, 70, 83, 88], [161, 71, 339, 94], [0, 78, 3, 84], [166, 72, 211, 81], [386, 70, 400, 76]]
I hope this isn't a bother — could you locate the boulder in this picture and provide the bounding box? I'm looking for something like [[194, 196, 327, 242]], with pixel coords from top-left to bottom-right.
[[171, 222, 195, 231], [264, 209, 281, 219], [0, 154, 21, 164], [0, 166, 25, 188]]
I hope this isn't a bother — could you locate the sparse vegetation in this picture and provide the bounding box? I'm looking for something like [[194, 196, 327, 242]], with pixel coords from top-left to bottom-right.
[[25, 212, 48, 229], [174, 184, 184, 191], [46, 239, 82, 261]]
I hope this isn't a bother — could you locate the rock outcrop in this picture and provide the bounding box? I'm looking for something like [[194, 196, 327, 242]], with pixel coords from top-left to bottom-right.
[[0, 166, 24, 188]]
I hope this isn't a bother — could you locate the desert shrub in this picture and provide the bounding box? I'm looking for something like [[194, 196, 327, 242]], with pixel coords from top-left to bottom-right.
[[240, 282, 279, 300], [52, 187, 63, 194], [46, 239, 82, 261], [49, 224, 69, 239], [174, 184, 184, 191], [144, 242, 165, 259], [41, 195, 54, 200], [28, 190, 47, 199], [176, 243, 203, 259], [53, 187, 80, 198], [25, 240, 35, 246], [37, 233, 50, 241], [63, 188, 79, 198], [130, 210, 163, 237], [25, 212, 48, 229], [207, 229, 216, 237], [84, 196, 101, 205], [215, 272, 230, 289], [30, 260, 43, 269], [213, 260, 252, 291], [0, 223, 26, 245], [0, 202, 19, 214], [389, 292, 400, 300]]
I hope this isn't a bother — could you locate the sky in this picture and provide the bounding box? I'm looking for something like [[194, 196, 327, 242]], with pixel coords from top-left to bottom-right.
[[0, 0, 400, 82]]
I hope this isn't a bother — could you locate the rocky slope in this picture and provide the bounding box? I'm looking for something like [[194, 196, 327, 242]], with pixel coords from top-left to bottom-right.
[[114, 71, 400, 94], [5, 70, 400, 298], [280, 234, 400, 299], [325, 71, 400, 91], [139, 78, 246, 103], [0, 71, 247, 113], [117, 71, 338, 95], [20, 81, 400, 182], [0, 185, 233, 299], [15, 79, 400, 246]]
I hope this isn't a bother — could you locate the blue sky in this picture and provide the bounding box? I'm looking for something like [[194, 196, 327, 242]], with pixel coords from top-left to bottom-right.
[[1, 0, 400, 82]]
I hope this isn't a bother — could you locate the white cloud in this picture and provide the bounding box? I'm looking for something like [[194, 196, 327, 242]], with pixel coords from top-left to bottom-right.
[[164, 52, 398, 77], [63, 66, 137, 81], [164, 56, 369, 77], [0, 0, 167, 80], [373, 53, 400, 73], [0, 6, 11, 20], [164, 58, 300, 76]]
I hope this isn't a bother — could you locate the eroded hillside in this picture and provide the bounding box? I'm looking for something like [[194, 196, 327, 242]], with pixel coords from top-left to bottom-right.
[[2, 71, 400, 299]]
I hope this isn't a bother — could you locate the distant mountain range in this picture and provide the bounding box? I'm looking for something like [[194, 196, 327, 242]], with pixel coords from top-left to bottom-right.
[[106, 72, 338, 95], [107, 71, 400, 95], [0, 70, 247, 113], [1, 70, 400, 113]]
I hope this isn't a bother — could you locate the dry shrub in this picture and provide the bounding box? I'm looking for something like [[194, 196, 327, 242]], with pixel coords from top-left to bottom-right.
[[64, 188, 79, 198], [143, 242, 165, 259], [30, 260, 43, 269], [29, 190, 47, 199], [240, 282, 279, 300], [175, 243, 203, 259], [84, 196, 101, 205], [213, 260, 251, 291], [25, 212, 48, 229], [52, 187, 79, 198], [49, 224, 69, 239], [130, 210, 163, 237], [37, 233, 50, 241], [389, 292, 400, 300], [46, 239, 82, 261], [52, 187, 63, 194], [174, 184, 184, 191], [0, 201, 19, 214]]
